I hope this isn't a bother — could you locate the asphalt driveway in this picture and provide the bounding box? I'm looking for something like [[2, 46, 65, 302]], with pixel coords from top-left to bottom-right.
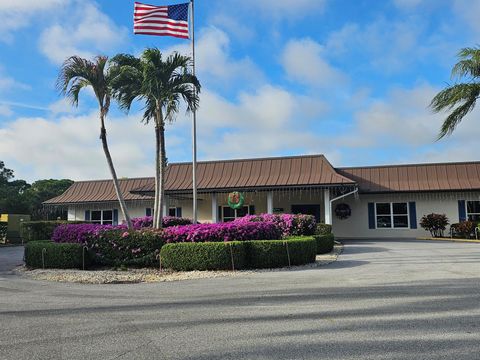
[[1, 239, 480, 360]]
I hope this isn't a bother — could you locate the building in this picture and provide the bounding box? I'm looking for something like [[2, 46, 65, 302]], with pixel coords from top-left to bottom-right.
[[44, 154, 480, 238]]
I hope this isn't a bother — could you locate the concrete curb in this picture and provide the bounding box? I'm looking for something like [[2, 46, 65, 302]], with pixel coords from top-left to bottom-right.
[[416, 237, 480, 244]]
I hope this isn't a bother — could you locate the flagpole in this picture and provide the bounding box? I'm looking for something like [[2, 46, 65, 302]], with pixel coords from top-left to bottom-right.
[[190, 0, 198, 224]]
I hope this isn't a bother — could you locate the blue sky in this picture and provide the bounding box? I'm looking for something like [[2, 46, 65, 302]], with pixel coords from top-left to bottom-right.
[[0, 0, 479, 182]]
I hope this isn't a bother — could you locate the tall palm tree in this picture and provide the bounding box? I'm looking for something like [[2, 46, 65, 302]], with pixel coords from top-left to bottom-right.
[[56, 55, 133, 229], [110, 48, 200, 229], [430, 46, 480, 138]]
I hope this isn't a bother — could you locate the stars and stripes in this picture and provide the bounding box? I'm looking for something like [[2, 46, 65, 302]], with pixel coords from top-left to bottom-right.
[[133, 2, 190, 39]]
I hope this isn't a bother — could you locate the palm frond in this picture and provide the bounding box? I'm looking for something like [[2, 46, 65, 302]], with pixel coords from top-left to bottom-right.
[[430, 83, 480, 138], [451, 46, 480, 79]]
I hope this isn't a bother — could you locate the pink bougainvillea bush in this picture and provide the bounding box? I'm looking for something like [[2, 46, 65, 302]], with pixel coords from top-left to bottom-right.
[[52, 223, 108, 244], [162, 221, 281, 243], [52, 216, 192, 244], [85, 229, 164, 267], [130, 216, 192, 229], [233, 213, 316, 237]]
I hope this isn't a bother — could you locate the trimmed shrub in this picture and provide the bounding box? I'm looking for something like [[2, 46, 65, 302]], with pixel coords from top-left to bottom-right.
[[85, 229, 164, 267], [316, 223, 332, 235], [21, 221, 84, 243], [130, 216, 192, 228], [162, 222, 281, 243], [234, 213, 316, 237], [25, 241, 90, 269], [245, 236, 317, 269], [160, 241, 246, 271], [315, 234, 334, 254], [52, 223, 107, 244], [420, 213, 449, 237], [451, 221, 477, 238], [0, 221, 7, 242]]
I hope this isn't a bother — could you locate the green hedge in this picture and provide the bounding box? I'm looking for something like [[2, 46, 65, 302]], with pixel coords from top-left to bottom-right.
[[160, 237, 317, 271], [245, 236, 317, 269], [160, 241, 246, 271], [316, 223, 332, 235], [21, 221, 84, 243], [0, 221, 7, 243], [25, 241, 91, 269], [315, 234, 334, 254]]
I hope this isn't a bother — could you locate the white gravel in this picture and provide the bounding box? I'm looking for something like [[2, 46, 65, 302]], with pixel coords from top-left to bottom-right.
[[17, 243, 343, 284]]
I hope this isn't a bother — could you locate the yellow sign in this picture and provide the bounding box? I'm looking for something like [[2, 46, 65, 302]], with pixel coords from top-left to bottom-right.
[[0, 214, 8, 222]]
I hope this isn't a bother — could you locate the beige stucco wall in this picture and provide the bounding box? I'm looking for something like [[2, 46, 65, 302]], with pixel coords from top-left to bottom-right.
[[332, 191, 480, 238]]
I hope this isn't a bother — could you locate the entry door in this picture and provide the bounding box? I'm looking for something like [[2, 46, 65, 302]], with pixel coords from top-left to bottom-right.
[[291, 204, 321, 222]]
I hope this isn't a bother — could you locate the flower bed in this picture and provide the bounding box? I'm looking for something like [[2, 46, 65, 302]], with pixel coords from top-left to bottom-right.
[[162, 221, 281, 243], [233, 213, 316, 237], [86, 229, 164, 267], [130, 216, 192, 229]]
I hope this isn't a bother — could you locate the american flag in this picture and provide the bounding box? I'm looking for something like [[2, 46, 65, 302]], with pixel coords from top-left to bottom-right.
[[134, 2, 190, 39]]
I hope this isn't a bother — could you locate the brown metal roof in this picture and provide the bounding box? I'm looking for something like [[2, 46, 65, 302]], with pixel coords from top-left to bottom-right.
[[134, 154, 355, 194], [337, 161, 480, 193], [44, 177, 154, 205], [44, 155, 354, 205]]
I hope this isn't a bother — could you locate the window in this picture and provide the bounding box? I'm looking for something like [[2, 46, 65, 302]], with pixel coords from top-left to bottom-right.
[[467, 201, 480, 222], [222, 206, 254, 222], [90, 210, 113, 225], [375, 202, 408, 229], [169, 207, 182, 217]]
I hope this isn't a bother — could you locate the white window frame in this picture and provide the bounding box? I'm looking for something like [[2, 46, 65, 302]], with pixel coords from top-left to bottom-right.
[[90, 209, 114, 225], [222, 205, 254, 222], [466, 201, 480, 221], [374, 202, 409, 229]]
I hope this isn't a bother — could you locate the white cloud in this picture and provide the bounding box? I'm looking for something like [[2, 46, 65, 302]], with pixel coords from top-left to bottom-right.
[[452, 0, 480, 36], [281, 38, 348, 88], [48, 98, 79, 115], [0, 112, 158, 182], [39, 1, 128, 64], [0, 0, 67, 42], [163, 27, 264, 88], [0, 65, 30, 92], [0, 104, 12, 116], [333, 83, 480, 165]]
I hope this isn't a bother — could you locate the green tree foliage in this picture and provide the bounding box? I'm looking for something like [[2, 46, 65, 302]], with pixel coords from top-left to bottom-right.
[[430, 47, 480, 138], [0, 161, 72, 219]]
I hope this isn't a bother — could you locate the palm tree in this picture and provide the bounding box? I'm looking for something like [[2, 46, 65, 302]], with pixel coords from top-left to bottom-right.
[[430, 46, 480, 138], [110, 48, 200, 229], [56, 55, 133, 229]]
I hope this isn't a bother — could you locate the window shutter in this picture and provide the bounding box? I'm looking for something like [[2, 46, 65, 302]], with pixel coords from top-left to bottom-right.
[[408, 202, 417, 229], [176, 207, 182, 217], [85, 210, 91, 222], [113, 209, 119, 225], [218, 206, 222, 222], [458, 200, 466, 221], [146, 208, 152, 217], [249, 205, 255, 215], [368, 203, 375, 229]]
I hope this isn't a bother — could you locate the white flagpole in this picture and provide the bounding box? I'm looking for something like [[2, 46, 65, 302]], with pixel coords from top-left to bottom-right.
[[190, 0, 198, 224]]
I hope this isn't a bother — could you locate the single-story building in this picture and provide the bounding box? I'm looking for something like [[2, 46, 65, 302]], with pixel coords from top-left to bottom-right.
[[44, 154, 480, 238]]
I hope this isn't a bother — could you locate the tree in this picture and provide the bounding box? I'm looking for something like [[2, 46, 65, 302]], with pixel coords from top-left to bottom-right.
[[430, 46, 480, 138], [0, 161, 30, 214], [26, 179, 74, 220], [56, 55, 133, 228], [110, 49, 200, 229]]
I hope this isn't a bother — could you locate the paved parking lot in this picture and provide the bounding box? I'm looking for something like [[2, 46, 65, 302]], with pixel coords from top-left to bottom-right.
[[1, 239, 480, 359]]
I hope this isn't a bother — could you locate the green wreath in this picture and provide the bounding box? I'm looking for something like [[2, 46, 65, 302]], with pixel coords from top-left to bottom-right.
[[227, 191, 245, 209]]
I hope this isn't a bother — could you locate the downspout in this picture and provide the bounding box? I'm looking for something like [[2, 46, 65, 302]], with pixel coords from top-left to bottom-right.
[[330, 187, 359, 206]]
